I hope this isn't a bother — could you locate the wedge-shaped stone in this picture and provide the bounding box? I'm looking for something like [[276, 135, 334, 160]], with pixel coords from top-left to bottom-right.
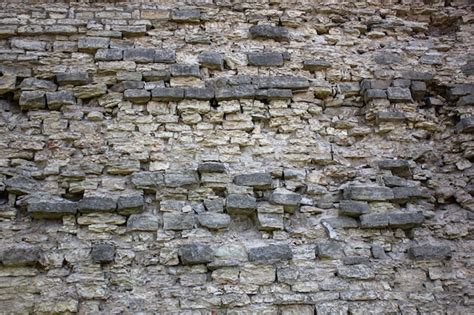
[[271, 188, 301, 213], [56, 72, 90, 86], [154, 49, 176, 63], [215, 85, 255, 100], [46, 90, 76, 110], [337, 264, 375, 280], [303, 59, 331, 71], [27, 196, 77, 219], [248, 52, 284, 67], [124, 89, 150, 103], [456, 116, 474, 134], [19, 91, 45, 109], [344, 186, 394, 201], [253, 76, 309, 90], [249, 24, 290, 42], [164, 170, 199, 187], [198, 52, 224, 70], [78, 197, 117, 213], [117, 195, 144, 215], [226, 194, 257, 215], [127, 214, 158, 231], [163, 213, 194, 230], [78, 37, 110, 51], [388, 211, 424, 229], [91, 244, 115, 263], [233, 172, 272, 189], [170, 64, 201, 77], [5, 176, 38, 195], [197, 213, 231, 230], [171, 9, 201, 23], [408, 244, 452, 260], [197, 162, 226, 174], [0, 244, 41, 266], [338, 200, 369, 217], [151, 87, 184, 101], [131, 171, 164, 190], [360, 213, 389, 229], [95, 48, 123, 61], [249, 244, 292, 263]]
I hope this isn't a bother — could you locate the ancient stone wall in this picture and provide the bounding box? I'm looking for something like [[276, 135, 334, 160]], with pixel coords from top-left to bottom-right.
[[0, 0, 473, 313]]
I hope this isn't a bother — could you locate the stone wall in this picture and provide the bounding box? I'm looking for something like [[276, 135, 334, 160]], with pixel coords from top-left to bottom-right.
[[0, 0, 473, 314]]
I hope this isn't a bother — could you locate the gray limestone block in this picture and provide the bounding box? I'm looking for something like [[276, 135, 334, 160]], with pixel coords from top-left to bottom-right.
[[376, 111, 406, 123], [322, 216, 359, 229], [78, 197, 117, 213], [203, 198, 225, 212], [387, 87, 413, 102], [163, 213, 195, 230], [110, 80, 145, 93], [249, 24, 290, 42], [401, 70, 434, 81], [248, 52, 284, 67], [127, 214, 159, 231], [123, 48, 155, 63], [46, 90, 76, 110], [164, 170, 199, 187], [198, 52, 224, 70], [91, 244, 115, 263], [338, 200, 369, 217], [360, 79, 391, 91], [0, 75, 16, 94], [388, 211, 424, 229], [303, 59, 332, 71], [316, 240, 344, 259], [171, 9, 201, 23], [457, 94, 474, 106], [253, 76, 309, 90], [11, 38, 47, 51], [170, 64, 201, 77], [392, 187, 430, 203], [143, 70, 170, 82], [343, 185, 394, 201], [56, 72, 90, 86], [373, 52, 401, 65], [450, 84, 474, 97], [456, 116, 474, 134], [233, 173, 272, 189], [338, 82, 361, 96], [197, 162, 226, 174], [408, 244, 452, 260], [197, 213, 231, 230], [392, 79, 411, 88], [411, 81, 427, 100], [257, 212, 284, 231], [130, 171, 164, 191], [151, 87, 184, 101], [19, 91, 46, 109], [337, 264, 375, 280], [5, 176, 38, 195], [117, 195, 144, 215], [371, 245, 387, 259], [94, 48, 123, 61], [226, 194, 257, 215], [27, 197, 77, 219], [255, 89, 292, 100], [378, 159, 410, 172], [215, 85, 255, 100], [78, 37, 110, 51], [124, 89, 151, 103], [0, 244, 41, 266], [342, 256, 370, 265], [270, 188, 301, 212], [363, 89, 387, 102], [154, 49, 176, 63], [360, 213, 389, 229], [179, 244, 214, 266], [248, 244, 292, 263], [184, 87, 215, 100]]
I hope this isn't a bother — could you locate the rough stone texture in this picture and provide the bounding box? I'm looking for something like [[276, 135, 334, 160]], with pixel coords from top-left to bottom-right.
[[0, 1, 471, 314]]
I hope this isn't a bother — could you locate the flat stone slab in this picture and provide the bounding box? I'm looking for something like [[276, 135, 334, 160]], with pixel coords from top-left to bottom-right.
[[248, 244, 292, 263], [28, 196, 77, 219], [179, 244, 214, 265]]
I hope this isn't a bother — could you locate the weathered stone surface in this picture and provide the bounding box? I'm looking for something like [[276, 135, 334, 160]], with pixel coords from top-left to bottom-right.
[[0, 75, 17, 94], [248, 244, 292, 263], [56, 72, 89, 86], [344, 186, 394, 201], [255, 89, 293, 100], [78, 197, 117, 213], [337, 264, 375, 280], [91, 244, 115, 263], [233, 172, 272, 189], [5, 176, 38, 194], [184, 87, 214, 100], [360, 213, 389, 229], [117, 195, 144, 215], [171, 9, 201, 23], [303, 59, 331, 71], [163, 213, 194, 230], [197, 213, 231, 230], [164, 170, 199, 187], [127, 214, 158, 231], [124, 89, 151, 103], [179, 244, 213, 265], [154, 49, 176, 63], [95, 48, 123, 61], [123, 48, 155, 63], [388, 211, 424, 229], [248, 52, 284, 67], [73, 83, 107, 99], [151, 87, 184, 101], [338, 200, 369, 217], [226, 194, 257, 215], [257, 212, 284, 231], [197, 162, 226, 174], [408, 245, 452, 260], [46, 90, 76, 110], [27, 196, 77, 219], [249, 25, 289, 42], [270, 188, 301, 212], [215, 85, 255, 100], [0, 244, 41, 266], [78, 37, 110, 51], [198, 52, 224, 70], [316, 241, 344, 259], [19, 91, 46, 109], [170, 64, 201, 77], [240, 264, 275, 285], [387, 87, 413, 102], [456, 117, 474, 133], [253, 76, 309, 90], [378, 159, 411, 177], [131, 171, 164, 190]]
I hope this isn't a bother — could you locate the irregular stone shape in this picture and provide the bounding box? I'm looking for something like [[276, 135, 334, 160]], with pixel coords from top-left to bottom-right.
[[378, 159, 411, 177], [5, 176, 38, 194], [127, 214, 158, 231], [270, 188, 301, 212], [56, 72, 89, 86], [197, 162, 226, 174], [46, 90, 76, 110], [344, 186, 394, 201], [257, 212, 284, 231], [117, 195, 144, 215], [337, 264, 375, 280], [387, 87, 412, 102], [215, 85, 255, 100], [388, 211, 424, 229], [338, 82, 360, 96], [248, 52, 284, 67], [316, 241, 344, 259], [255, 89, 292, 100], [123, 48, 155, 63], [184, 87, 214, 100], [164, 170, 199, 187], [78, 37, 110, 51], [170, 64, 201, 77], [371, 245, 387, 259], [303, 59, 331, 71], [0, 244, 41, 266], [457, 94, 474, 106], [91, 244, 115, 263], [163, 213, 195, 230], [78, 197, 117, 213], [131, 171, 164, 190], [181, 244, 214, 267], [322, 217, 359, 229], [95, 48, 123, 61], [110, 80, 144, 92], [408, 245, 452, 260], [226, 194, 257, 215], [198, 52, 224, 70], [124, 89, 151, 103], [154, 49, 176, 63], [151, 87, 184, 101], [456, 117, 474, 134], [248, 244, 292, 263], [374, 52, 401, 65], [343, 256, 369, 265], [338, 200, 369, 217], [0, 75, 16, 94], [249, 24, 289, 42], [171, 9, 201, 23], [411, 81, 427, 100], [233, 173, 272, 189], [360, 213, 389, 229], [253, 76, 309, 90], [19, 91, 46, 109], [27, 197, 77, 219], [197, 213, 231, 230]]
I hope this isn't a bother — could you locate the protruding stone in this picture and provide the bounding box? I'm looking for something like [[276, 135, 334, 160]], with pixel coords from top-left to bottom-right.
[[27, 196, 77, 219], [376, 111, 406, 123], [360, 213, 389, 229], [151, 87, 184, 101], [388, 212, 424, 229], [197, 213, 231, 230], [344, 186, 394, 201], [198, 52, 224, 70], [233, 173, 272, 189], [170, 64, 201, 77], [5, 176, 38, 195], [91, 244, 115, 263], [303, 59, 331, 71], [117, 195, 144, 215], [248, 244, 292, 263], [0, 244, 41, 266], [270, 188, 301, 213], [78, 197, 117, 213], [163, 213, 195, 230], [127, 214, 158, 231], [19, 91, 46, 109], [124, 89, 151, 103], [408, 245, 452, 260], [387, 87, 412, 102], [179, 244, 213, 266], [248, 52, 284, 67], [249, 24, 290, 42], [56, 72, 90, 86], [226, 194, 257, 215], [338, 200, 369, 217], [131, 171, 164, 190], [46, 90, 76, 110], [197, 162, 226, 174]]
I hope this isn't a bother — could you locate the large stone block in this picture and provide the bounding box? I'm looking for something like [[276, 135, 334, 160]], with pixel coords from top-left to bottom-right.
[[408, 244, 452, 260], [154, 49, 176, 63], [248, 52, 284, 67], [0, 244, 41, 266], [179, 244, 214, 265], [388, 211, 424, 229], [27, 196, 77, 219], [19, 91, 46, 109], [344, 186, 394, 201], [303, 59, 331, 71], [78, 197, 117, 213], [198, 52, 224, 70], [456, 117, 474, 134], [248, 244, 292, 263], [56, 72, 90, 86], [127, 214, 158, 231], [91, 244, 115, 263], [338, 200, 369, 217], [215, 85, 255, 100], [95, 48, 123, 61], [387, 87, 413, 102], [233, 173, 272, 189], [163, 213, 195, 230], [46, 90, 76, 110], [197, 213, 231, 230], [117, 195, 144, 215], [131, 171, 164, 190], [78, 37, 110, 51], [0, 75, 17, 94], [123, 48, 155, 63], [226, 194, 257, 215], [360, 213, 389, 229], [171, 9, 201, 23], [253, 76, 309, 90], [316, 241, 344, 259], [197, 162, 226, 174], [164, 170, 199, 187], [378, 159, 411, 177], [184, 87, 215, 100], [249, 24, 290, 42], [124, 89, 151, 103], [270, 188, 301, 213], [151, 87, 184, 101], [5, 176, 38, 195], [337, 264, 375, 280], [240, 264, 275, 285]]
